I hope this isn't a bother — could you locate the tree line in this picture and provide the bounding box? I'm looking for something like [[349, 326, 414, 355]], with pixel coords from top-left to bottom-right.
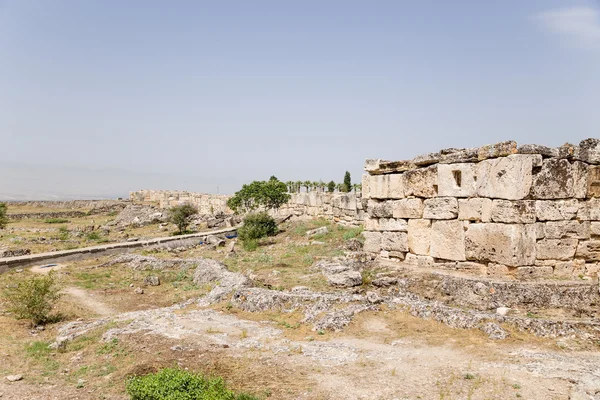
[[285, 171, 361, 194]]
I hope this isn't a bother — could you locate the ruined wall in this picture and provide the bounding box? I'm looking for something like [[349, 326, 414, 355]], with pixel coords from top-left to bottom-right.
[[275, 192, 364, 226], [362, 139, 600, 280], [129, 190, 231, 214]]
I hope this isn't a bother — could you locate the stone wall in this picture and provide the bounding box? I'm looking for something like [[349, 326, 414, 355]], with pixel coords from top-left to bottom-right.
[[362, 139, 600, 280], [275, 192, 365, 226], [129, 190, 231, 214]]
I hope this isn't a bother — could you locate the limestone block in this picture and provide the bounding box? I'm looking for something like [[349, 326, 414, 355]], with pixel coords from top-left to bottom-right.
[[587, 166, 600, 198], [575, 240, 600, 261], [536, 239, 578, 260], [364, 217, 379, 231], [573, 161, 588, 199], [591, 222, 600, 236], [536, 222, 545, 239], [362, 231, 382, 253], [408, 219, 431, 255], [557, 142, 579, 159], [392, 198, 424, 219], [516, 266, 553, 280], [458, 198, 492, 222], [368, 174, 405, 199], [477, 140, 518, 161], [477, 155, 535, 200], [370, 160, 417, 175], [579, 138, 600, 164], [491, 200, 536, 223], [388, 251, 405, 261], [404, 253, 434, 267], [367, 200, 394, 218], [465, 223, 536, 266], [544, 220, 590, 239], [423, 197, 458, 220], [531, 158, 579, 199], [518, 144, 559, 158], [487, 263, 510, 278], [361, 174, 371, 199], [331, 193, 356, 210], [403, 165, 438, 198], [585, 263, 599, 276], [439, 148, 479, 164], [430, 220, 466, 261], [554, 261, 575, 278], [452, 261, 487, 274], [382, 232, 408, 252], [378, 218, 408, 232], [535, 200, 579, 221], [437, 163, 478, 197]]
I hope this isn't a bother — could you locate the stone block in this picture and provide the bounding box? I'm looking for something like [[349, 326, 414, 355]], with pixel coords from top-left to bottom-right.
[[362, 231, 382, 253], [423, 197, 458, 220], [579, 138, 600, 164], [408, 219, 431, 255], [392, 198, 424, 219], [591, 222, 600, 236], [487, 263, 510, 278], [364, 217, 380, 231], [535, 200, 579, 221], [404, 253, 434, 267], [536, 222, 545, 239], [477, 155, 535, 200], [516, 266, 553, 280], [367, 200, 394, 218], [536, 239, 578, 260], [430, 220, 466, 261], [403, 165, 438, 198], [378, 218, 408, 232], [573, 161, 588, 199], [585, 263, 599, 276], [368, 174, 405, 199], [388, 251, 405, 261], [544, 220, 590, 239], [361, 174, 371, 199], [531, 158, 578, 199], [465, 223, 536, 266], [587, 166, 600, 198], [518, 144, 559, 158], [554, 261, 575, 278], [491, 200, 536, 223], [382, 232, 408, 252], [458, 198, 492, 222], [575, 240, 600, 261], [437, 163, 478, 197], [477, 140, 518, 160]]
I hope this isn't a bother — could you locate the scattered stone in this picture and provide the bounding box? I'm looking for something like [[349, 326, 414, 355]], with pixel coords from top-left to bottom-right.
[[480, 322, 509, 340], [496, 307, 511, 316], [306, 226, 328, 237], [366, 291, 382, 304], [144, 276, 160, 286], [134, 287, 144, 294], [5, 375, 22, 382]]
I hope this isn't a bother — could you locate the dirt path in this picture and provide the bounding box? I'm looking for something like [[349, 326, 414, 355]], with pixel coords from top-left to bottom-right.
[[63, 286, 116, 317]]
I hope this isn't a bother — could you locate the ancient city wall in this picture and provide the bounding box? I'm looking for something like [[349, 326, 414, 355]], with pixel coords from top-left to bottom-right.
[[362, 139, 600, 280], [129, 190, 231, 214], [275, 192, 365, 226]]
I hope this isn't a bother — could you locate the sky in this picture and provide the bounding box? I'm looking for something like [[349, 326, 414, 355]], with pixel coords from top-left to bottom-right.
[[1, 0, 600, 199]]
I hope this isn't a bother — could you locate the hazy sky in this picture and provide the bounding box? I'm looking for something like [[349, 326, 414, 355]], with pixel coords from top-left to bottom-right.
[[2, 0, 599, 199]]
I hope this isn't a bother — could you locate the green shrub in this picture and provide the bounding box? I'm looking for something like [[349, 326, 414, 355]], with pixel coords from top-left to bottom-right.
[[2, 271, 62, 326], [238, 212, 278, 246], [86, 231, 101, 241], [169, 204, 198, 234], [241, 239, 258, 252], [0, 202, 8, 229], [57, 226, 69, 240], [125, 368, 258, 400], [44, 218, 70, 224]]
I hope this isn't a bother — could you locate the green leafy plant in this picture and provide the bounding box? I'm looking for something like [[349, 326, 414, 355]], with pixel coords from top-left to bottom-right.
[[227, 176, 290, 214], [44, 218, 70, 224], [238, 212, 278, 251], [86, 231, 101, 241], [2, 271, 63, 326], [0, 202, 8, 229], [169, 203, 198, 234], [57, 226, 70, 240], [342, 171, 351, 193], [327, 181, 336, 193], [125, 368, 258, 400]]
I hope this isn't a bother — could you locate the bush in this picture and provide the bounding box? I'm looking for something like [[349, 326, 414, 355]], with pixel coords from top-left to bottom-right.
[[227, 177, 290, 214], [2, 271, 62, 326], [238, 212, 278, 242], [0, 202, 7, 229], [125, 368, 258, 400], [169, 204, 198, 234], [86, 231, 101, 241], [45, 218, 70, 224]]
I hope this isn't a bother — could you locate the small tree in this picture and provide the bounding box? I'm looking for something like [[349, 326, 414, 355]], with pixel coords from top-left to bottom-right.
[[227, 177, 290, 214], [0, 202, 7, 229], [238, 212, 278, 251], [169, 203, 198, 234], [2, 271, 62, 326], [327, 181, 336, 193], [343, 171, 352, 193]]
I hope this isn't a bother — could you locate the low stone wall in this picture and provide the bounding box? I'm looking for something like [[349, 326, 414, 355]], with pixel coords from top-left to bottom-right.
[[362, 139, 600, 280], [8, 211, 87, 220], [275, 192, 365, 226], [129, 190, 231, 214], [4, 200, 128, 211]]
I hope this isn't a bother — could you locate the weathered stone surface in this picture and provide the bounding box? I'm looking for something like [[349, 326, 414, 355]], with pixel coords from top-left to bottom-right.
[[544, 221, 590, 239], [516, 266, 553, 280], [392, 198, 424, 219], [465, 223, 536, 266], [458, 198, 492, 222], [536, 222, 545, 239], [477, 140, 518, 160], [306, 226, 328, 237], [144, 276, 160, 286], [531, 158, 578, 199], [403, 165, 438, 198], [430, 220, 466, 261], [423, 197, 458, 220], [437, 163, 478, 197], [408, 219, 431, 255], [412, 152, 442, 166], [364, 159, 384, 173], [477, 155, 534, 200], [361, 174, 371, 199], [518, 144, 558, 158], [381, 232, 408, 252], [439, 148, 479, 164], [575, 240, 600, 261], [364, 217, 379, 231], [362, 231, 382, 253], [487, 263, 510, 277], [557, 142, 579, 159], [367, 200, 394, 218], [535, 200, 579, 221], [573, 161, 588, 199], [554, 261, 575, 278], [536, 239, 578, 260], [579, 138, 600, 164], [490, 200, 535, 223], [367, 174, 405, 199], [373, 160, 417, 175], [591, 222, 600, 236], [587, 165, 600, 198], [378, 218, 408, 232], [404, 253, 434, 267]]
